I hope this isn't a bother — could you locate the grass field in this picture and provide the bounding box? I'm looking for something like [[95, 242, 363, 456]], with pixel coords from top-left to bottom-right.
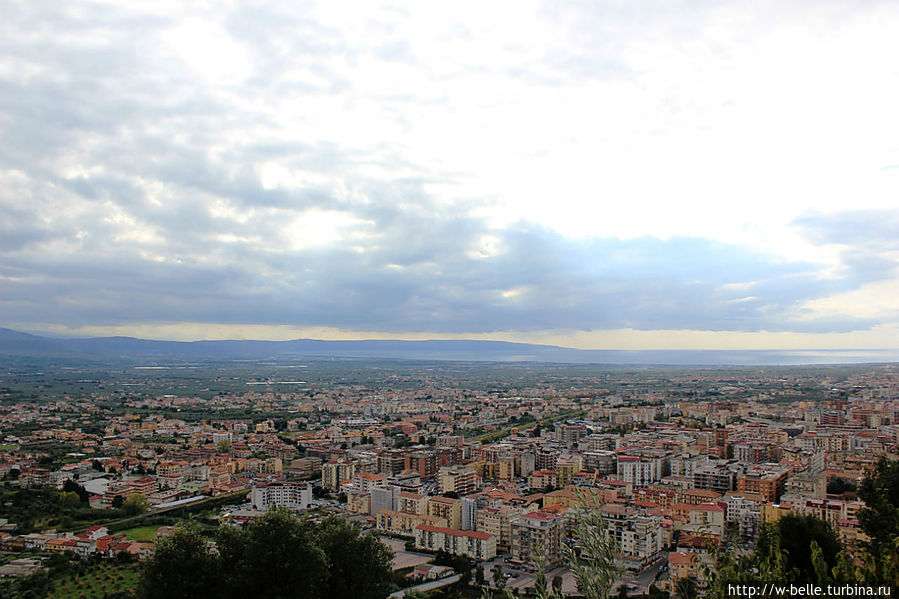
[[48, 561, 141, 598], [123, 525, 159, 542]]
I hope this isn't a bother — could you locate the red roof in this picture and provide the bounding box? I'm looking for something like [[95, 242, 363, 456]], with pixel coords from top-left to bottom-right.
[[522, 511, 557, 521], [669, 551, 696, 565], [690, 502, 726, 512]]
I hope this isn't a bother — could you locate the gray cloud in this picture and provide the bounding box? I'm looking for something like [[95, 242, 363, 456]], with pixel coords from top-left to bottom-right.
[[794, 211, 899, 283], [0, 1, 895, 337], [0, 173, 880, 334]]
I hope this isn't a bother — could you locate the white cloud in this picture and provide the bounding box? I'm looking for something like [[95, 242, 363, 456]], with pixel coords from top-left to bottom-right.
[[2, 0, 898, 347], [158, 18, 251, 84]]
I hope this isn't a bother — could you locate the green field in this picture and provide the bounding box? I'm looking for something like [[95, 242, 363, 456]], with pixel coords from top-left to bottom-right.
[[47, 561, 141, 598], [123, 525, 159, 542]]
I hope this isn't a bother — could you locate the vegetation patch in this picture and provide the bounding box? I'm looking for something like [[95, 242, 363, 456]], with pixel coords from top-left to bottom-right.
[[47, 560, 140, 599], [123, 526, 159, 543]]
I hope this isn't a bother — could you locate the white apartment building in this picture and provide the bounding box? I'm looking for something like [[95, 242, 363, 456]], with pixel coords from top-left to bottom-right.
[[250, 481, 312, 511], [616, 455, 662, 486]]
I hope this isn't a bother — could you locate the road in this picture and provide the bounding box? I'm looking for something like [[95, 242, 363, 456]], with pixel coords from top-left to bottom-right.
[[614, 551, 669, 595], [481, 550, 669, 596], [388, 574, 462, 598]]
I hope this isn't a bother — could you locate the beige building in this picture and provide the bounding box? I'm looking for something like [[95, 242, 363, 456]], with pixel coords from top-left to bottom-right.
[[437, 465, 478, 496], [322, 460, 356, 491], [414, 524, 497, 560], [426, 496, 462, 529], [346, 490, 371, 514], [668, 550, 713, 590], [682, 502, 726, 541], [528, 470, 557, 490], [785, 472, 826, 498], [476, 505, 521, 551], [509, 511, 565, 567], [498, 456, 516, 480], [555, 459, 581, 486], [399, 491, 427, 515], [377, 509, 447, 535]]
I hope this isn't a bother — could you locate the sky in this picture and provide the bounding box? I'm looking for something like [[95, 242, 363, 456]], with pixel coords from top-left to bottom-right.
[[1, 0, 898, 350]]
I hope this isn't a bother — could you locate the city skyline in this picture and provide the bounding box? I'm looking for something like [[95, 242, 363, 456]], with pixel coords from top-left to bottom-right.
[[2, 1, 898, 350]]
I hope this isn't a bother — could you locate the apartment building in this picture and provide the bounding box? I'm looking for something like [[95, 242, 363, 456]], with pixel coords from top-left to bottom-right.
[[437, 465, 478, 496], [509, 511, 565, 567], [476, 506, 519, 551], [602, 504, 664, 571], [322, 460, 356, 491], [582, 450, 617, 475], [414, 524, 497, 560], [528, 470, 557, 490], [617, 455, 662, 486], [737, 464, 789, 503], [398, 491, 427, 515], [250, 482, 312, 511], [426, 496, 462, 529], [692, 464, 736, 494], [376, 510, 447, 535]]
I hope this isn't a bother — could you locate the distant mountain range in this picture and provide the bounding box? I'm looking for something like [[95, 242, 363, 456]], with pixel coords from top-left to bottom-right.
[[0, 327, 897, 365]]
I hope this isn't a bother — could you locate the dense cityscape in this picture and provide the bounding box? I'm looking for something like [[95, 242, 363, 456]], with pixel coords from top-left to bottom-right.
[[2, 357, 898, 597], [3, 1, 899, 596]]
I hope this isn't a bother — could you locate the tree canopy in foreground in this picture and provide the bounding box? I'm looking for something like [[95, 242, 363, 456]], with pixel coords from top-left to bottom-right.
[[138, 509, 394, 599]]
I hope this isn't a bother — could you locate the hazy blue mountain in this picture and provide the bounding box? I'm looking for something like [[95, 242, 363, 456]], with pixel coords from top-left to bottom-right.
[[0, 327, 895, 365]]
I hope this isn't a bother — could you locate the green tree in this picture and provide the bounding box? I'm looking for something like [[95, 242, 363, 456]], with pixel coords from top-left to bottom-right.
[[552, 574, 564, 595], [810, 540, 832, 585], [121, 493, 149, 516], [217, 438, 232, 453], [761, 514, 839, 583], [217, 508, 328, 599], [138, 524, 219, 599], [851, 455, 899, 586], [476, 563, 486, 587], [531, 540, 551, 598], [649, 584, 670, 599], [315, 515, 394, 599], [140, 512, 397, 599], [675, 577, 698, 599], [704, 523, 792, 599], [492, 564, 505, 590], [63, 479, 89, 503], [564, 494, 621, 599], [859, 457, 899, 540], [826, 477, 857, 495], [59, 490, 81, 508]]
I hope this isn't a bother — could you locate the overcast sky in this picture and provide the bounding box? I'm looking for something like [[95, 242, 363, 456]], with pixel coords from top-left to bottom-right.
[[2, 0, 898, 349]]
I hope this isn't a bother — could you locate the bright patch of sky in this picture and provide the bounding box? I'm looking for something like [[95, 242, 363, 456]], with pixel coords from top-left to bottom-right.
[[1, 0, 898, 349]]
